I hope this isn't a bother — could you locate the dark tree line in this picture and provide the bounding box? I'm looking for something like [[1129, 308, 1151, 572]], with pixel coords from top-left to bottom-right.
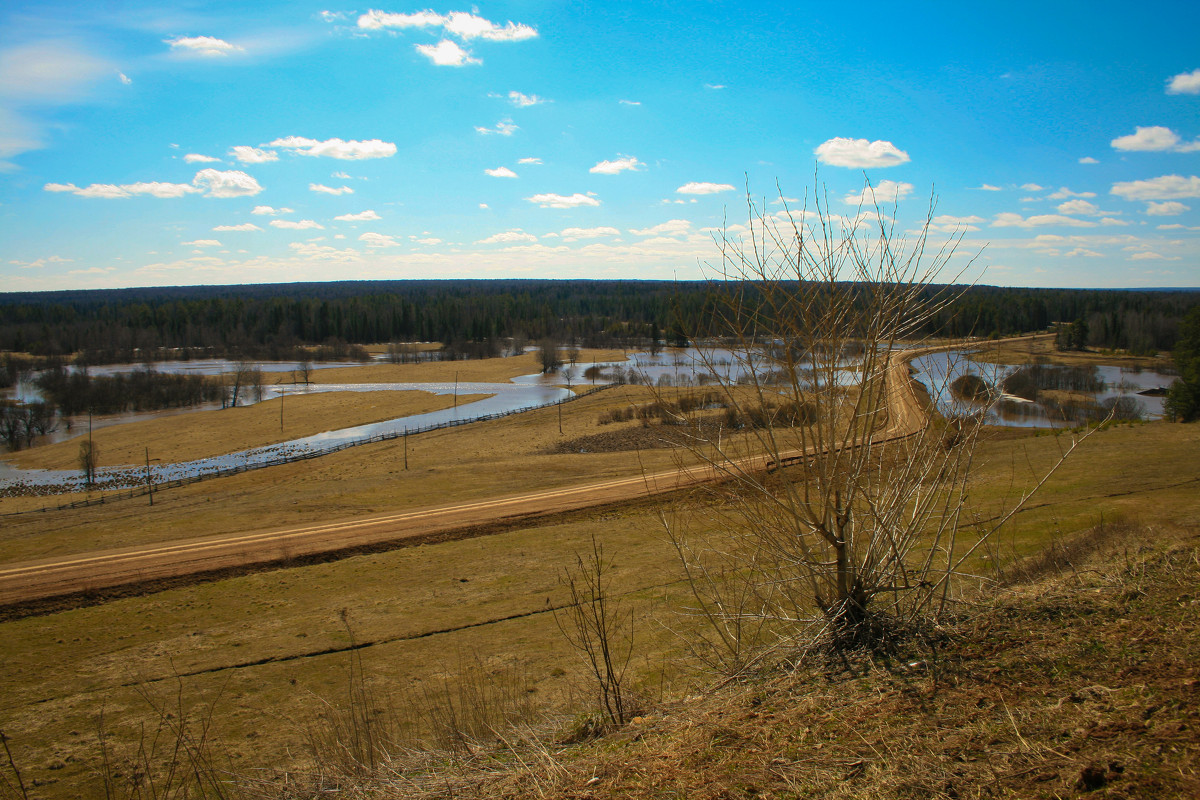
[[0, 280, 1196, 361], [34, 368, 226, 416]]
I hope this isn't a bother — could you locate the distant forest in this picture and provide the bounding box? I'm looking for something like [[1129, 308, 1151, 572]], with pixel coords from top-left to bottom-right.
[[0, 280, 1196, 362]]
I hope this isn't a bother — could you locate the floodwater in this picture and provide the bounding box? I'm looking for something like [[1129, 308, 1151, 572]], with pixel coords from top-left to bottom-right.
[[0, 348, 1178, 493]]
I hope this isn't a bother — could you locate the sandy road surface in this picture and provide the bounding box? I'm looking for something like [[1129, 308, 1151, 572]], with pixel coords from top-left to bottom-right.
[[0, 353, 930, 608]]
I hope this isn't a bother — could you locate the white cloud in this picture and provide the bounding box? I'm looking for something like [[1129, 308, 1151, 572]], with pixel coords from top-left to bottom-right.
[[1111, 126, 1200, 153], [212, 223, 262, 231], [184, 153, 220, 163], [192, 168, 263, 198], [358, 232, 401, 247], [182, 239, 221, 247], [629, 219, 691, 237], [416, 39, 479, 66], [590, 155, 644, 175], [1065, 248, 1103, 258], [843, 179, 913, 205], [331, 171, 352, 179], [485, 166, 518, 178], [1129, 251, 1171, 261], [526, 192, 600, 209], [415, 237, 443, 245], [1110, 174, 1200, 201], [705, 84, 726, 90], [252, 205, 292, 215], [1144, 201, 1190, 216], [475, 119, 518, 136], [270, 219, 324, 229], [1048, 186, 1096, 200], [270, 136, 397, 160], [1079, 156, 1099, 164], [560, 226, 620, 241], [357, 10, 446, 30], [1020, 183, 1044, 191], [477, 229, 538, 244], [992, 212, 1098, 228], [975, 184, 1003, 191], [335, 210, 382, 221], [229, 145, 278, 163], [507, 91, 546, 107], [619, 99, 641, 106], [928, 214, 986, 232], [289, 242, 361, 261], [1166, 68, 1200, 95], [517, 157, 542, 165], [43, 180, 199, 199], [117, 71, 131, 85], [676, 182, 735, 195], [1055, 199, 1119, 216], [310, 183, 354, 195], [165, 36, 243, 57], [814, 137, 910, 168]]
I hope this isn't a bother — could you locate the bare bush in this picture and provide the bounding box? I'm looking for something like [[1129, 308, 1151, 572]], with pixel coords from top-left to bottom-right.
[[661, 183, 1096, 674]]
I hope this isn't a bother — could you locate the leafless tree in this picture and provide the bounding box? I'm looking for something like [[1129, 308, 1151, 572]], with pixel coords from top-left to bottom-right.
[[555, 535, 636, 727], [659, 182, 1097, 673]]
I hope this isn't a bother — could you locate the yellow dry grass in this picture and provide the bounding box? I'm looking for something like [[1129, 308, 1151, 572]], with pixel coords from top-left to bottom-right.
[[3, 390, 490, 470], [970, 332, 1172, 369], [310, 348, 633, 384]]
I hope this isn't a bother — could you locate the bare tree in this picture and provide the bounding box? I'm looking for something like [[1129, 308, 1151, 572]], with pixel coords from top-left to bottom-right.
[[78, 439, 98, 486], [660, 183, 1096, 672], [555, 535, 636, 727]]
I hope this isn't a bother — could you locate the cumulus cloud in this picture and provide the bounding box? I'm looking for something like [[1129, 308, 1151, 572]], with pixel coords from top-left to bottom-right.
[[1021, 183, 1044, 191], [485, 166, 518, 178], [590, 155, 643, 175], [1110, 174, 1200, 200], [843, 179, 913, 205], [45, 180, 200, 199], [992, 212, 1098, 228], [165, 36, 243, 57], [358, 232, 401, 247], [184, 153, 220, 163], [251, 205, 292, 215], [358, 10, 537, 41], [1055, 199, 1120, 216], [507, 91, 546, 107], [182, 239, 221, 247], [814, 137, 910, 168], [1048, 186, 1096, 199], [192, 168, 263, 198], [676, 182, 734, 195], [928, 214, 986, 232], [335, 210, 382, 221], [475, 119, 518, 136], [229, 145, 278, 163], [526, 192, 600, 209], [310, 183, 354, 195], [270, 219, 324, 229], [477, 229, 538, 244], [1144, 201, 1189, 216], [416, 39, 479, 66], [270, 136, 397, 160], [212, 223, 262, 231], [289, 242, 361, 261], [1111, 126, 1200, 153], [975, 184, 1003, 191], [1166, 68, 1200, 95], [629, 219, 691, 237], [517, 157, 542, 165], [1079, 156, 1099, 164], [560, 226, 620, 241]]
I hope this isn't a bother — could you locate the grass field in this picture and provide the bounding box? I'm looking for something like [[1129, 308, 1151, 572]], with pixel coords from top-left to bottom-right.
[[0, 347, 1197, 798]]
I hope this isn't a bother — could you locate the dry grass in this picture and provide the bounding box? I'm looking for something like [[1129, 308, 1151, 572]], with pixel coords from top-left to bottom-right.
[[3, 390, 489, 470], [971, 333, 1173, 370]]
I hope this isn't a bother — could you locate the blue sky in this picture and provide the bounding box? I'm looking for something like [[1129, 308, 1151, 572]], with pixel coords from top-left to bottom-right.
[[2, 1, 1198, 292]]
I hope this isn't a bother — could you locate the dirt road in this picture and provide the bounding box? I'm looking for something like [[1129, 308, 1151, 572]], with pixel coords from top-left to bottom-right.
[[0, 353, 931, 609]]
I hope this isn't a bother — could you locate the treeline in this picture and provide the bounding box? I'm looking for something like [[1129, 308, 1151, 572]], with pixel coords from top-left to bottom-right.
[[0, 280, 1196, 359], [34, 368, 226, 416]]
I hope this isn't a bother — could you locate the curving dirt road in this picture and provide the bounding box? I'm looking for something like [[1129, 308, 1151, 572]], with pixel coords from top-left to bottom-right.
[[0, 352, 932, 609]]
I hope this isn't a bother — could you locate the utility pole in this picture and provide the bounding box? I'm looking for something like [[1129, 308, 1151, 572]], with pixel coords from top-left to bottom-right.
[[145, 447, 154, 506], [403, 427, 409, 470], [453, 371, 459, 410]]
